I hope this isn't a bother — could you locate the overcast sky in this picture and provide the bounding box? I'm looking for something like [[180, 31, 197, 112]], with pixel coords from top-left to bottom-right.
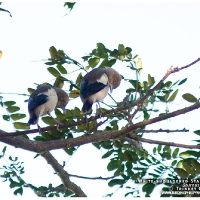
[[1, 1, 200, 198]]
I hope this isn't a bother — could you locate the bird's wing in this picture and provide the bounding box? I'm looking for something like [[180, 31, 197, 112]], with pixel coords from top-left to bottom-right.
[[28, 94, 48, 113], [80, 80, 107, 99]]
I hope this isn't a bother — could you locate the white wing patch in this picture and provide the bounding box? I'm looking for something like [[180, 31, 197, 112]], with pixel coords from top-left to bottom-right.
[[97, 73, 108, 85]]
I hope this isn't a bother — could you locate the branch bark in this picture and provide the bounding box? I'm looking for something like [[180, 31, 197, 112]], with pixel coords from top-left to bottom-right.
[[40, 151, 86, 197], [0, 101, 200, 152], [128, 134, 200, 149]]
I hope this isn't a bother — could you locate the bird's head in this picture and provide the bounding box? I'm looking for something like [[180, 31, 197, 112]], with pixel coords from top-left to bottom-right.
[[54, 87, 69, 112], [105, 67, 121, 93]]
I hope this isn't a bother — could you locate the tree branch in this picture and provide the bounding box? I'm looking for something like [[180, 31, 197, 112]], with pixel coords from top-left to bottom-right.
[[128, 134, 200, 149], [40, 151, 86, 197], [135, 128, 189, 133], [68, 173, 122, 180], [1, 101, 200, 152]]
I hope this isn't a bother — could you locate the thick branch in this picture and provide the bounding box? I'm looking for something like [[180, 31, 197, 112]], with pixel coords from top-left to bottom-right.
[[40, 151, 86, 197], [128, 134, 200, 149], [0, 102, 200, 152]]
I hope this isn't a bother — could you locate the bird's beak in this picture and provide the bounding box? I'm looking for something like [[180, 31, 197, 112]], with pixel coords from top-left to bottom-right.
[[110, 85, 113, 93], [62, 106, 66, 114]]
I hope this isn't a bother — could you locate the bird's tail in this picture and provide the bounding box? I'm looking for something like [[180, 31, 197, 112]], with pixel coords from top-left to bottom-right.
[[27, 113, 38, 126], [81, 100, 93, 114]]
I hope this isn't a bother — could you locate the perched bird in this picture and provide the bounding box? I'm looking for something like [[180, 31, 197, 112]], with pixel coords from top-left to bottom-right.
[[27, 85, 69, 130], [80, 67, 121, 114]]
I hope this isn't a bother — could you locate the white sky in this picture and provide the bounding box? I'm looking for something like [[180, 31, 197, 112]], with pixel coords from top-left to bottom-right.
[[1, 1, 200, 198]]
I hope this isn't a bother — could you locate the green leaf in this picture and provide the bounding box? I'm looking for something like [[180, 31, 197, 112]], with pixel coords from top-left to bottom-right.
[[178, 78, 187, 85], [164, 81, 172, 88], [174, 168, 188, 178], [88, 57, 100, 68], [172, 148, 179, 158], [2, 115, 10, 121], [64, 2, 76, 11], [75, 73, 83, 88], [69, 90, 80, 98], [102, 150, 114, 159], [82, 55, 91, 61], [108, 179, 125, 187], [191, 159, 200, 171], [157, 145, 162, 152], [27, 88, 35, 94], [148, 74, 155, 86], [194, 130, 200, 136], [47, 67, 61, 77], [171, 160, 177, 166], [180, 150, 200, 158], [14, 187, 23, 195], [56, 64, 67, 74], [107, 160, 121, 171], [42, 116, 56, 125], [13, 122, 28, 129], [10, 114, 26, 121], [118, 44, 125, 55], [124, 150, 134, 162], [142, 183, 155, 195], [168, 89, 179, 102], [182, 93, 198, 103], [6, 106, 20, 113], [126, 161, 133, 170], [3, 101, 16, 107], [182, 161, 196, 174]]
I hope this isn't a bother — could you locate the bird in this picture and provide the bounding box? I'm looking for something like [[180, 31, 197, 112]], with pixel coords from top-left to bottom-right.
[[27, 85, 69, 130], [80, 67, 121, 114]]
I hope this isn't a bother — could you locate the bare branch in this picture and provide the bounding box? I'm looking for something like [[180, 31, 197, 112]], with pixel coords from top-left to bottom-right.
[[68, 173, 122, 180], [135, 128, 189, 133], [128, 134, 200, 149], [40, 151, 86, 197], [87, 118, 108, 134]]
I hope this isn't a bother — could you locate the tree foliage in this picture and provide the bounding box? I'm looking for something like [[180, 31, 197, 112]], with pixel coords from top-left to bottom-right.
[[1, 3, 200, 198]]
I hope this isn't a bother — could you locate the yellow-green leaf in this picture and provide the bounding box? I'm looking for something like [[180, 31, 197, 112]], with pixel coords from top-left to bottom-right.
[[191, 159, 200, 171], [88, 57, 100, 68], [3, 101, 16, 107], [168, 89, 179, 102], [53, 77, 64, 88], [174, 168, 188, 178], [69, 90, 80, 98], [56, 64, 67, 74], [182, 93, 198, 103], [148, 74, 155, 86], [49, 46, 57, 60], [42, 116, 56, 125], [7, 106, 20, 113], [28, 88, 35, 95], [136, 58, 142, 74], [13, 122, 29, 129], [47, 67, 61, 77], [76, 73, 83, 88], [10, 114, 26, 121], [182, 161, 196, 174]]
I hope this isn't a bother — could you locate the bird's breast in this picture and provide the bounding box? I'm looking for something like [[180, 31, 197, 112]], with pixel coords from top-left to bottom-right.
[[88, 85, 109, 103]]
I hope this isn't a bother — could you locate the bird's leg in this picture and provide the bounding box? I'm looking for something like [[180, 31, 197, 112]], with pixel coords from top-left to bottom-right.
[[97, 102, 102, 118], [37, 124, 41, 133]]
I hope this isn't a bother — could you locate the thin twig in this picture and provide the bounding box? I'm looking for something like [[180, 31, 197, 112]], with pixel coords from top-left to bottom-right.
[[128, 134, 200, 149], [68, 173, 122, 180]]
